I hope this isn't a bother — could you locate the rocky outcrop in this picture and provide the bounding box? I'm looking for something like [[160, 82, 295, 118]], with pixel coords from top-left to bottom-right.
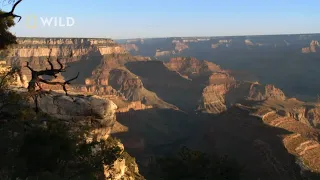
[[0, 61, 7, 73], [108, 69, 143, 99], [36, 92, 117, 142], [165, 57, 221, 79], [219, 39, 232, 44], [304, 106, 320, 128], [103, 149, 144, 180], [197, 72, 235, 114], [116, 101, 153, 113], [108, 68, 176, 109], [301, 40, 320, 53], [173, 41, 189, 52], [198, 72, 286, 114], [269, 99, 320, 129], [16, 88, 143, 179], [197, 84, 228, 113], [302, 47, 312, 53], [208, 72, 235, 84], [243, 98, 320, 129], [247, 84, 286, 101], [38, 93, 145, 179], [245, 39, 255, 46], [155, 49, 175, 57], [86, 54, 150, 88], [37, 93, 117, 121], [121, 44, 139, 52], [310, 40, 320, 51], [211, 39, 232, 49]]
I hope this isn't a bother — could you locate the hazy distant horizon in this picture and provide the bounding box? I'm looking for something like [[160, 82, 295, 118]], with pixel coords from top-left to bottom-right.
[[15, 32, 320, 40]]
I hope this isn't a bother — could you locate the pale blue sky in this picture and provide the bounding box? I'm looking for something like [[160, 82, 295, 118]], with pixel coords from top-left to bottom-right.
[[3, 0, 320, 39]]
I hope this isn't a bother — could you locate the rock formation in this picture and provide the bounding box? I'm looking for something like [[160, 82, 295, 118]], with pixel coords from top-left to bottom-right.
[[116, 101, 153, 113], [0, 60, 7, 73], [245, 98, 320, 129], [172, 41, 189, 52], [155, 49, 175, 57], [211, 44, 220, 49], [198, 83, 229, 113], [245, 39, 255, 46], [108, 68, 176, 109], [302, 47, 312, 53], [198, 71, 286, 114], [236, 102, 320, 173], [301, 40, 320, 53], [6, 86, 145, 179], [121, 44, 139, 52], [211, 39, 232, 49], [165, 57, 221, 79]]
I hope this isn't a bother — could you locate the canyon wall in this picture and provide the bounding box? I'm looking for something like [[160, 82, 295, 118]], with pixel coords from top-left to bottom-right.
[[237, 102, 320, 173], [3, 38, 167, 114], [10, 38, 125, 58], [5, 38, 128, 85]]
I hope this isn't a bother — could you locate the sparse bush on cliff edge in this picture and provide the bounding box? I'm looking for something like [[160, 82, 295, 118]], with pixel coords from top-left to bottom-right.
[[0, 107, 124, 179]]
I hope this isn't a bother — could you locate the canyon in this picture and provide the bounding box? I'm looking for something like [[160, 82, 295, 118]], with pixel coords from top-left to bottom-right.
[[117, 34, 320, 102], [3, 36, 320, 179]]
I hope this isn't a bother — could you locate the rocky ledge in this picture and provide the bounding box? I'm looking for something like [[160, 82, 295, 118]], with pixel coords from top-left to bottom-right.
[[9, 87, 145, 180]]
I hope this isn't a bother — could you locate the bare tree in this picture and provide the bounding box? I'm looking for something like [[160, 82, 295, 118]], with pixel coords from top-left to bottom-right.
[[0, 0, 22, 21], [25, 49, 79, 112], [0, 0, 23, 49]]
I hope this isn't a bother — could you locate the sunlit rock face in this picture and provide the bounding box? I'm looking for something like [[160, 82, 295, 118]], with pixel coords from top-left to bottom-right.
[[165, 57, 221, 79], [155, 49, 175, 57], [198, 83, 229, 114], [301, 40, 320, 53], [11, 38, 126, 58], [38, 93, 117, 122], [198, 71, 286, 114]]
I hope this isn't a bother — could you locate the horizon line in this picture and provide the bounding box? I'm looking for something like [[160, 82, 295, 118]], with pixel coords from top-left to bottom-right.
[[16, 32, 320, 40]]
